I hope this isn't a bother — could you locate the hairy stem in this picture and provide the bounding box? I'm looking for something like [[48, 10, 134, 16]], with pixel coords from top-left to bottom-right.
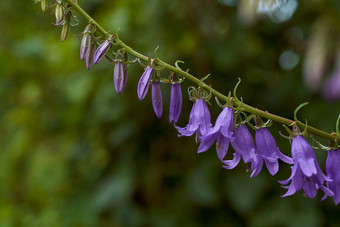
[[65, 0, 339, 143]]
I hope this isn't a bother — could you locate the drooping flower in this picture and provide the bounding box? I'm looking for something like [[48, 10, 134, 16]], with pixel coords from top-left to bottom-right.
[[223, 124, 259, 176], [279, 135, 334, 198], [169, 83, 182, 123], [152, 81, 163, 118], [198, 107, 234, 161], [93, 35, 114, 64], [322, 70, 340, 101], [175, 99, 211, 138], [80, 24, 92, 61], [113, 62, 128, 94], [137, 66, 154, 100], [325, 149, 340, 204], [254, 127, 293, 176]]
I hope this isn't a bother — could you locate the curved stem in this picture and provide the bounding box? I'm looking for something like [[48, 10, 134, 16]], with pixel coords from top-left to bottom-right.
[[65, 0, 339, 143]]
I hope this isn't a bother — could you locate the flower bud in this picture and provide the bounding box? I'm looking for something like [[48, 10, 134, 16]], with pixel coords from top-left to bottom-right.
[[113, 62, 128, 94], [93, 35, 114, 64], [34, 0, 47, 12], [41, 0, 47, 12], [86, 41, 96, 70], [61, 20, 70, 42], [152, 81, 163, 118], [169, 83, 182, 123], [137, 66, 154, 100], [80, 24, 92, 61], [55, 2, 64, 25]]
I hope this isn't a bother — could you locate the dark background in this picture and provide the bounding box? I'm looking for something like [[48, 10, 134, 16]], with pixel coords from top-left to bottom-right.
[[1, 0, 340, 226]]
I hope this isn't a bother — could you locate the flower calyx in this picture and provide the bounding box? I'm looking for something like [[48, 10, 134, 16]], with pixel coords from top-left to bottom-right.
[[188, 86, 211, 103]]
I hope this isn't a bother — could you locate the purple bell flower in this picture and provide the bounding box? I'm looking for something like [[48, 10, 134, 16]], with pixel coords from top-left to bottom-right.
[[279, 135, 334, 199], [169, 83, 182, 123], [113, 62, 128, 94], [325, 149, 340, 204], [254, 127, 293, 176], [137, 66, 154, 100], [223, 124, 259, 176], [175, 99, 211, 138], [198, 107, 234, 161], [93, 35, 114, 64], [152, 81, 163, 118]]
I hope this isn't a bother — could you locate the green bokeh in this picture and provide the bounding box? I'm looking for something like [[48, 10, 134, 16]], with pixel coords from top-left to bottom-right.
[[1, 0, 340, 226]]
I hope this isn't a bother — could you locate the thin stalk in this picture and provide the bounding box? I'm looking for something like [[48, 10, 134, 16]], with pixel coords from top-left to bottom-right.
[[65, 0, 339, 143]]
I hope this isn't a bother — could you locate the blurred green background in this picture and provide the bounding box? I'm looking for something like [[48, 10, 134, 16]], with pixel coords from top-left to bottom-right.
[[1, 0, 340, 226]]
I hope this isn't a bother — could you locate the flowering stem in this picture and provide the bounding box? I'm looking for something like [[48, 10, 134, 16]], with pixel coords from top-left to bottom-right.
[[65, 0, 339, 143]]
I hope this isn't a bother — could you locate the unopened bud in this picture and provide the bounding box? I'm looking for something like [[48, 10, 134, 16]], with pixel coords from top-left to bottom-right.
[[41, 0, 47, 12], [80, 24, 92, 60], [113, 62, 128, 94], [137, 66, 154, 100], [55, 2, 64, 25], [152, 81, 163, 119], [86, 41, 96, 70], [93, 35, 114, 64], [61, 21, 70, 42]]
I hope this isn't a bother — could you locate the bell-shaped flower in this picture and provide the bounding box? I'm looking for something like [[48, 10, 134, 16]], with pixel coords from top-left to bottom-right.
[[198, 107, 234, 161], [223, 124, 259, 176], [325, 149, 340, 204], [151, 81, 163, 118], [113, 62, 128, 94], [175, 99, 211, 138], [169, 83, 182, 123], [279, 135, 334, 198], [137, 66, 154, 100], [93, 35, 114, 64], [255, 127, 293, 176]]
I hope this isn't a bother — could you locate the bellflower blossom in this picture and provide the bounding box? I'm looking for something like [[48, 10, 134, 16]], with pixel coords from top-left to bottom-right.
[[223, 124, 259, 177], [255, 127, 293, 176], [279, 135, 334, 199], [137, 66, 154, 100], [197, 107, 234, 161], [113, 62, 128, 94], [93, 35, 114, 64], [151, 81, 163, 118], [175, 99, 211, 138], [325, 149, 340, 204], [169, 83, 182, 123]]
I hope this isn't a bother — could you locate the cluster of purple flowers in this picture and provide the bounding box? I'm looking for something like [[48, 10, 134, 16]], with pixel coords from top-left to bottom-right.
[[79, 24, 340, 205], [81, 31, 183, 122], [174, 95, 340, 204]]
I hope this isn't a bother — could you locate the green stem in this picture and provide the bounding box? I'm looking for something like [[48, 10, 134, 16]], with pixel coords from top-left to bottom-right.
[[65, 0, 339, 143]]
